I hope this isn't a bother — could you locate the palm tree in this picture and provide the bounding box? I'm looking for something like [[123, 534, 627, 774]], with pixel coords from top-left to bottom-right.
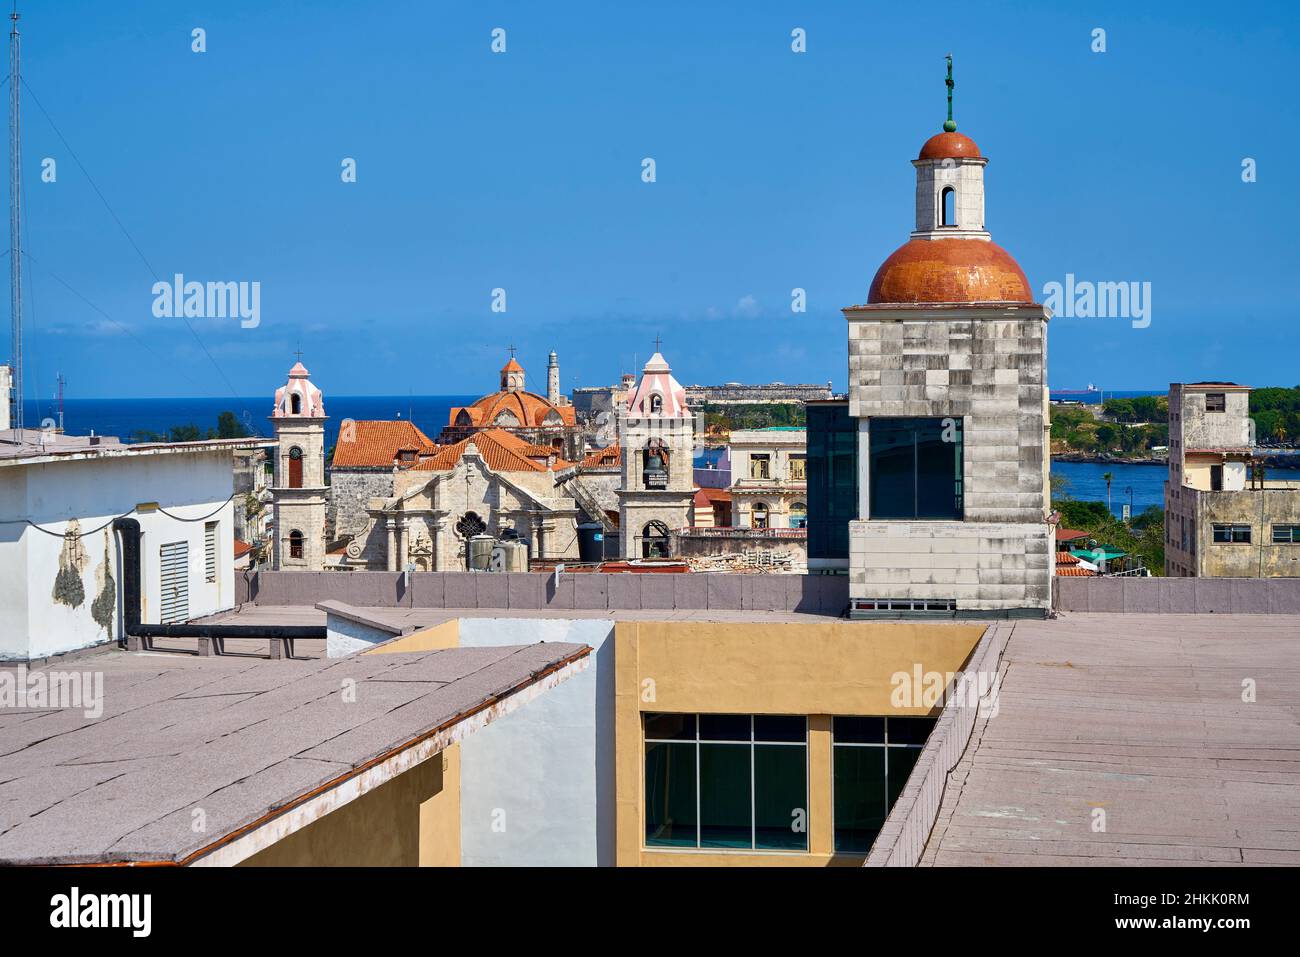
[[1102, 471, 1114, 513]]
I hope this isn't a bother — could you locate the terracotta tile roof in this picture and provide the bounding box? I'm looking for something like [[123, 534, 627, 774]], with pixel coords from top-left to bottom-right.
[[1055, 528, 1089, 542], [449, 390, 577, 430], [233, 539, 254, 559], [330, 420, 437, 468], [578, 446, 621, 469], [414, 428, 570, 473], [693, 487, 731, 507], [1056, 551, 1080, 565], [1056, 566, 1097, 576]]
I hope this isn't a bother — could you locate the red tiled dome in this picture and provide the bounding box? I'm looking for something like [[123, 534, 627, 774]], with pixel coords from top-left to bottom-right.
[[868, 238, 1032, 305], [918, 131, 982, 161]]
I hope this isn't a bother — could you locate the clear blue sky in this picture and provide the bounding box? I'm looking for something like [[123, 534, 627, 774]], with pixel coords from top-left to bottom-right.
[[7, 0, 1298, 403]]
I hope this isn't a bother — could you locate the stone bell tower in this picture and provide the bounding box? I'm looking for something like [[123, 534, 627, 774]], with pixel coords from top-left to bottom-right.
[[617, 348, 695, 559], [269, 359, 328, 570]]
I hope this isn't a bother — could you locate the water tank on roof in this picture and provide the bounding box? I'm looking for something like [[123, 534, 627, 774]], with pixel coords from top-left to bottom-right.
[[468, 535, 494, 571]]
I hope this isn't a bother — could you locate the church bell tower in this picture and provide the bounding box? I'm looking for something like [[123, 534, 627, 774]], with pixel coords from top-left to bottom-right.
[[269, 359, 328, 570], [617, 347, 695, 559]]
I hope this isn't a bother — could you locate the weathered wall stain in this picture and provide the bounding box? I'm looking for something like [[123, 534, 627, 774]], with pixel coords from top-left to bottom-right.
[[52, 520, 88, 609], [91, 529, 116, 637]]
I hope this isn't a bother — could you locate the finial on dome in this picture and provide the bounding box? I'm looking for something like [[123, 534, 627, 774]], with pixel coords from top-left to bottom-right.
[[943, 54, 957, 132]]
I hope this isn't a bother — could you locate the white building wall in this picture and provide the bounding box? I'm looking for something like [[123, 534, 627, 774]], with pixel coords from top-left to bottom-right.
[[455, 617, 616, 866], [0, 449, 236, 660]]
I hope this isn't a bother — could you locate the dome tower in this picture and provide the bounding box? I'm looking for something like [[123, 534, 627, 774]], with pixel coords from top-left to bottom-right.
[[841, 57, 1052, 618]]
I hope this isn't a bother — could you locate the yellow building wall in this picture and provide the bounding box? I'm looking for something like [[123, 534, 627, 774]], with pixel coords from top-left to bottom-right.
[[364, 618, 460, 654], [614, 619, 984, 867], [239, 745, 460, 867]]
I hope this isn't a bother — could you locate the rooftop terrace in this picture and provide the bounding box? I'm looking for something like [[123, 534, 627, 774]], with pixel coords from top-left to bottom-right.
[[0, 641, 588, 865], [921, 613, 1300, 865]]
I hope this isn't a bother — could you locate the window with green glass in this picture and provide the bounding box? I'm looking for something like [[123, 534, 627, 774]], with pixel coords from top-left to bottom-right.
[[832, 716, 936, 854], [644, 713, 808, 851], [869, 417, 963, 520]]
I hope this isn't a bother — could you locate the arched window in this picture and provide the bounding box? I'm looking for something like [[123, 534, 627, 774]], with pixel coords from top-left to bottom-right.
[[288, 446, 304, 488], [752, 502, 769, 530], [649, 394, 663, 414], [290, 392, 302, 415], [790, 502, 808, 529], [495, 411, 520, 427], [641, 520, 671, 559], [288, 529, 304, 559], [940, 187, 956, 227]]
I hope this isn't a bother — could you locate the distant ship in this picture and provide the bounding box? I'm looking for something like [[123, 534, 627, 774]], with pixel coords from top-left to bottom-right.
[[1050, 383, 1101, 402]]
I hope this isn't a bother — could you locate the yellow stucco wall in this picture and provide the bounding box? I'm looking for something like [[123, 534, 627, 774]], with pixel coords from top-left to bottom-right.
[[364, 618, 460, 654], [239, 744, 460, 867], [614, 619, 984, 867]]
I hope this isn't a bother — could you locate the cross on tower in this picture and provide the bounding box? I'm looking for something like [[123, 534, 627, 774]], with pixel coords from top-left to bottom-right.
[[653, 335, 662, 352], [508, 343, 517, 358], [943, 54, 956, 132], [293, 346, 304, 363]]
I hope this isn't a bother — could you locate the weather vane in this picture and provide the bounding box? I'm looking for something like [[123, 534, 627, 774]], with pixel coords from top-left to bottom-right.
[[944, 54, 956, 132]]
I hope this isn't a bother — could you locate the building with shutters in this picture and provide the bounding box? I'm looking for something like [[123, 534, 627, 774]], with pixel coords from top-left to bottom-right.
[[1164, 382, 1300, 577], [0, 428, 270, 661]]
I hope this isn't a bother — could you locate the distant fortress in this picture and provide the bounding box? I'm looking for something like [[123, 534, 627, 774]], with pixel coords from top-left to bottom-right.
[[683, 382, 834, 405], [571, 379, 832, 419]]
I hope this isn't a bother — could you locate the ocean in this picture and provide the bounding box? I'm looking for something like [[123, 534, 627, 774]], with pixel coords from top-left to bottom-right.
[[51, 396, 480, 450], [1050, 460, 1167, 516], [1047, 389, 1166, 405]]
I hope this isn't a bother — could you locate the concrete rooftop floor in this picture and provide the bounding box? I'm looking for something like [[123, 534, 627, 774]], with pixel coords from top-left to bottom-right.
[[0, 641, 588, 864], [922, 613, 1300, 866]]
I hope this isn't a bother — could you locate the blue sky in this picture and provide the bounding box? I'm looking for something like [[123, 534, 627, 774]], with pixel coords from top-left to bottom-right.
[[6, 0, 1298, 404]]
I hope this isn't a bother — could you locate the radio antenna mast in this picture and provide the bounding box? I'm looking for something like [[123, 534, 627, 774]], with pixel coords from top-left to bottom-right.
[[8, 4, 22, 431]]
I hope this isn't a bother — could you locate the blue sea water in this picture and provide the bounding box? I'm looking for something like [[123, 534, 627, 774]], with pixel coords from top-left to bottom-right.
[[1048, 389, 1166, 405], [53, 396, 479, 450], [1050, 461, 1167, 517]]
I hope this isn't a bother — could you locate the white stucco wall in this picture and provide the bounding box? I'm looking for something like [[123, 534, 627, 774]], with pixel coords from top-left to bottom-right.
[[0, 449, 236, 660], [324, 614, 403, 658], [456, 617, 616, 866]]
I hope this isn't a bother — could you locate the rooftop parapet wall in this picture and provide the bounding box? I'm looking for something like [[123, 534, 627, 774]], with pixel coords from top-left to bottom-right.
[[242, 569, 850, 615], [1054, 576, 1300, 613], [865, 621, 1012, 867]]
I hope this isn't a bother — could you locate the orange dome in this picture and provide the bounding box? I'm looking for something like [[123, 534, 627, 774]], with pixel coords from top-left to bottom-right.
[[455, 390, 577, 429], [868, 238, 1032, 305], [918, 131, 982, 161]]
